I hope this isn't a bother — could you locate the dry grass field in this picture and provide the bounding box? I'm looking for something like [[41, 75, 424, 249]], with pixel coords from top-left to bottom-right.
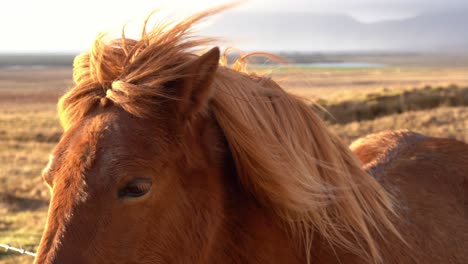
[[0, 66, 467, 263]]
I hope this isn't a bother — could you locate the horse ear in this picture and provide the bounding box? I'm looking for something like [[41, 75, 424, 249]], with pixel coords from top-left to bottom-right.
[[176, 47, 220, 121]]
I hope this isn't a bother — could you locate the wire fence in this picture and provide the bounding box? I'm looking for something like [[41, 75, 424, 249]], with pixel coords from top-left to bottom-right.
[[0, 230, 42, 262], [0, 244, 36, 257]]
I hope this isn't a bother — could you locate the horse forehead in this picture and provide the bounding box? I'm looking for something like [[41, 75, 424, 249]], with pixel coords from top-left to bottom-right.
[[69, 114, 120, 152], [52, 113, 125, 182]]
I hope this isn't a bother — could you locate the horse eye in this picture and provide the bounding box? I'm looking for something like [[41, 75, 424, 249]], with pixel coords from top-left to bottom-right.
[[118, 179, 152, 199]]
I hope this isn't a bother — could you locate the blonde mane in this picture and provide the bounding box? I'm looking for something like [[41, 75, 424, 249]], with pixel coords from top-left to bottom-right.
[[59, 7, 401, 263]]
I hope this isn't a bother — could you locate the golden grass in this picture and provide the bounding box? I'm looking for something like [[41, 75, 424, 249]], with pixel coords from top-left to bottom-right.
[[0, 139, 51, 263], [0, 67, 467, 263], [315, 85, 468, 124], [0, 210, 47, 263], [271, 67, 468, 99], [333, 106, 468, 144], [0, 104, 60, 143]]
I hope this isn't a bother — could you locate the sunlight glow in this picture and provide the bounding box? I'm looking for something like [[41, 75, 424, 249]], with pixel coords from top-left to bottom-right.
[[0, 0, 462, 52], [0, 0, 235, 52]]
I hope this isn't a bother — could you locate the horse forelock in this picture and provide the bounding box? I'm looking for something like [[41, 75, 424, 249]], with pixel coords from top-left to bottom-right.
[[57, 6, 402, 264]]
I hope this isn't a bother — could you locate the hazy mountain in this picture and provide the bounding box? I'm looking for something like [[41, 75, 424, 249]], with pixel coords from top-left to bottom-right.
[[202, 10, 468, 52]]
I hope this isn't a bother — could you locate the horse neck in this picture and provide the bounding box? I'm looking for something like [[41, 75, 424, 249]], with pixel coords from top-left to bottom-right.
[[210, 134, 374, 264], [183, 112, 302, 263], [207, 72, 399, 263], [214, 156, 305, 264]]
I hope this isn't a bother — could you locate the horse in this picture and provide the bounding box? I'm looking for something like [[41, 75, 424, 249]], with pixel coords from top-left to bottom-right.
[[35, 8, 468, 264]]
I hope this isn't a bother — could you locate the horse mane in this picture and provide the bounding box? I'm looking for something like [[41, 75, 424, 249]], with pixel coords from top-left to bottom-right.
[[59, 7, 401, 263]]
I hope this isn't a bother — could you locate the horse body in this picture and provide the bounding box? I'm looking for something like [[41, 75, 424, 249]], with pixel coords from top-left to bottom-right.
[[34, 8, 467, 264], [351, 131, 468, 264]]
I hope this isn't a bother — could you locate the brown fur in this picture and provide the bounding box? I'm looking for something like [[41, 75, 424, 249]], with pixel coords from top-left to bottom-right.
[[35, 7, 468, 264], [351, 130, 468, 263]]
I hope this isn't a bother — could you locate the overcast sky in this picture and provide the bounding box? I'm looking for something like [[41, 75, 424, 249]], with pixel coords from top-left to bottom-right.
[[0, 0, 466, 52], [242, 0, 467, 19]]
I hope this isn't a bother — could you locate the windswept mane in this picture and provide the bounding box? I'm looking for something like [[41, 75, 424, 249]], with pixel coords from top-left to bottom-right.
[[59, 7, 401, 263]]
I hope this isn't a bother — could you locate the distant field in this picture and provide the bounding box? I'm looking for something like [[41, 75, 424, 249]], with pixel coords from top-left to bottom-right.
[[270, 67, 468, 98], [0, 66, 467, 263], [3, 52, 468, 68]]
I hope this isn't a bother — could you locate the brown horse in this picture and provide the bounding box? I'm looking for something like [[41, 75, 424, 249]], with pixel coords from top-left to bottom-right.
[[35, 8, 468, 264]]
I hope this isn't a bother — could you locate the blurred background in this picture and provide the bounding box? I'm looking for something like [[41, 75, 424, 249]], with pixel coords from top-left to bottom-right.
[[1, 1, 467, 263]]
